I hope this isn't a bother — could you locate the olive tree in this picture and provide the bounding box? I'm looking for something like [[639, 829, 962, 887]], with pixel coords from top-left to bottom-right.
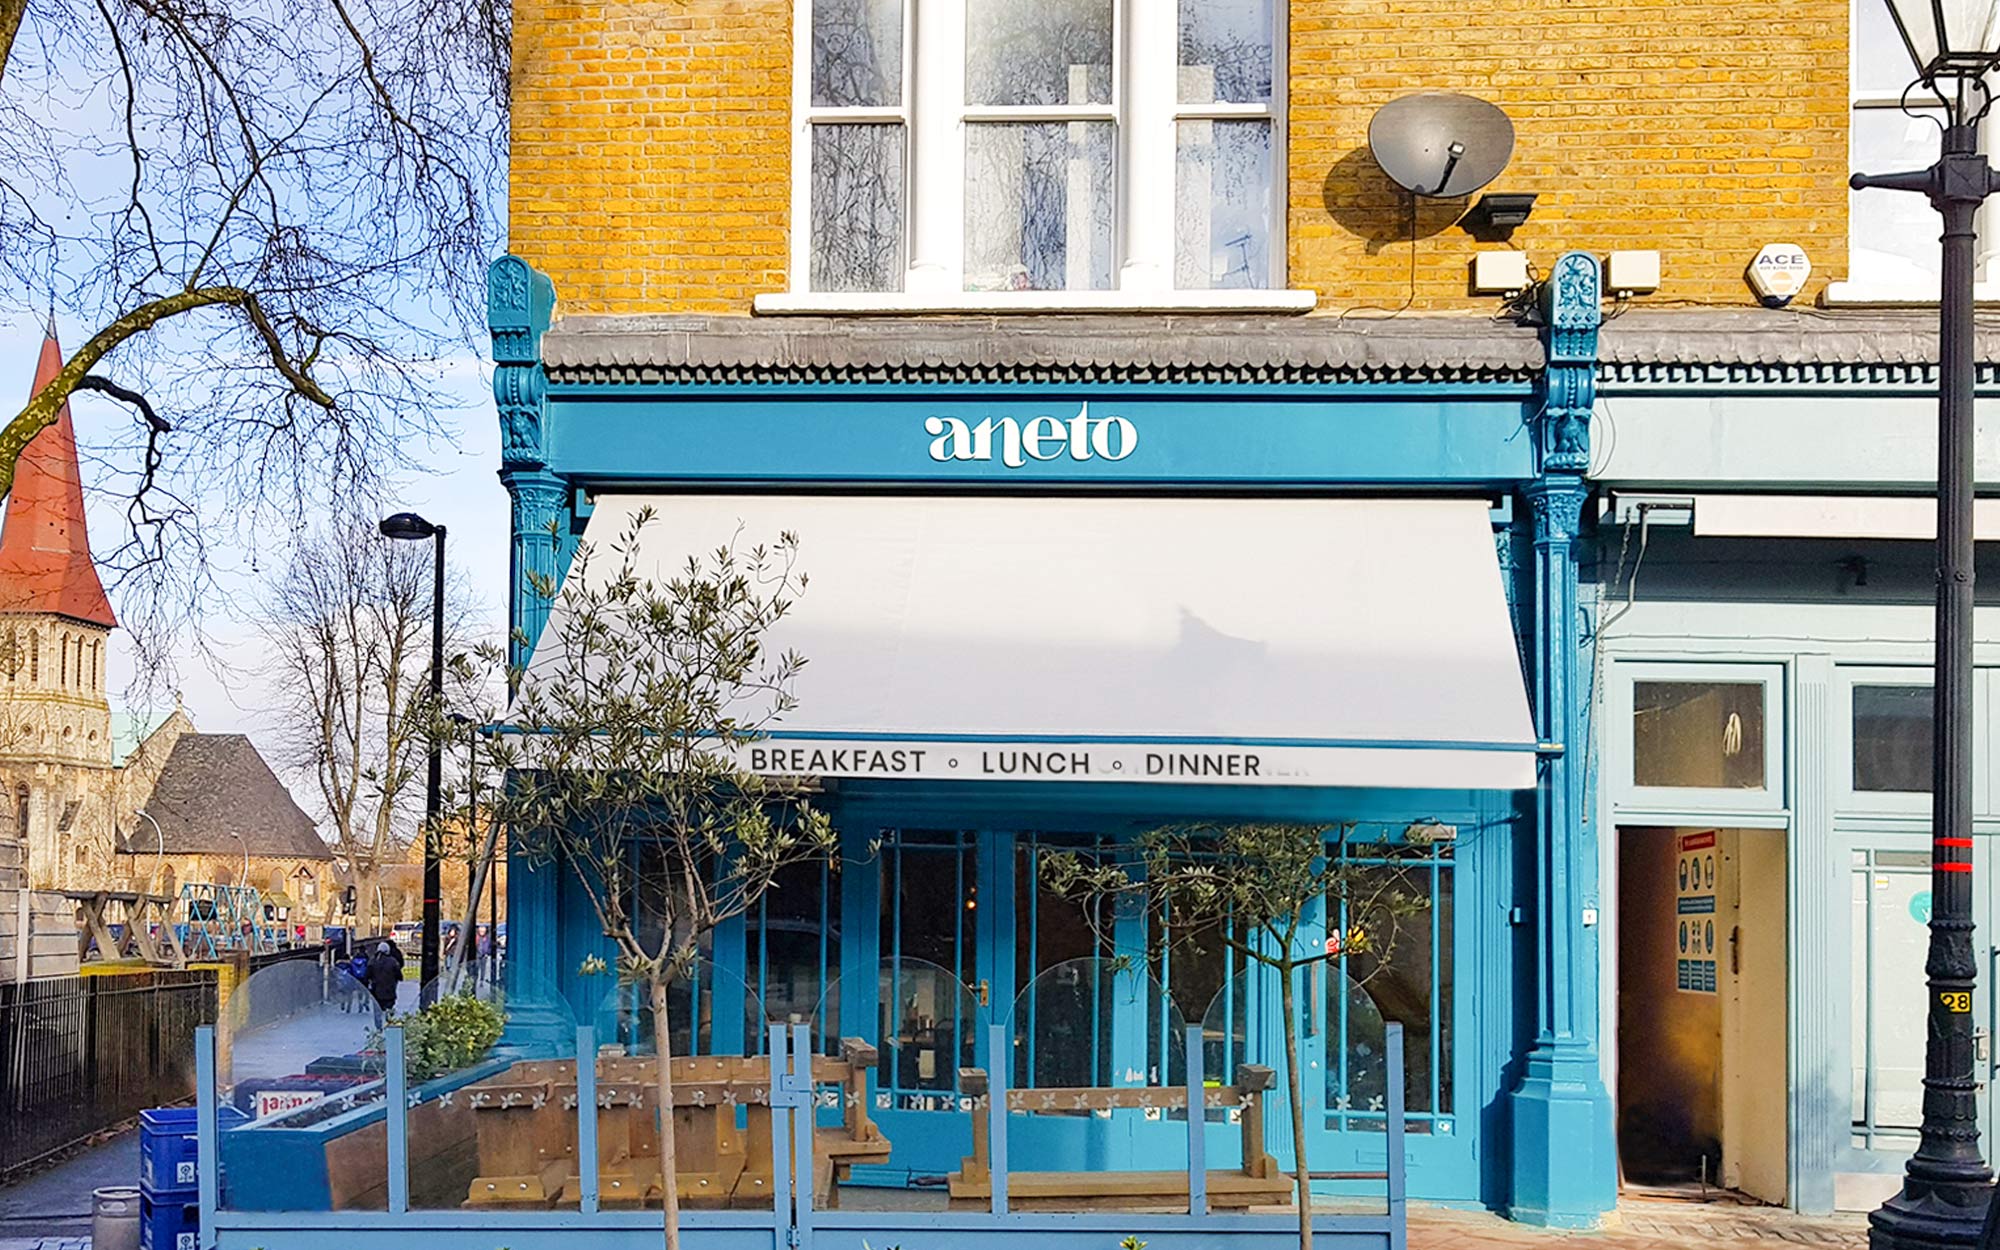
[[473, 508, 833, 1249], [1043, 823, 1430, 1250]]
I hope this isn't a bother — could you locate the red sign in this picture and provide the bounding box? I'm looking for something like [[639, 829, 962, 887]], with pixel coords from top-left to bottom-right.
[[1678, 831, 1717, 853]]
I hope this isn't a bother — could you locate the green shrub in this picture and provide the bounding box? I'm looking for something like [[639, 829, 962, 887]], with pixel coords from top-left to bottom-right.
[[380, 991, 506, 1080]]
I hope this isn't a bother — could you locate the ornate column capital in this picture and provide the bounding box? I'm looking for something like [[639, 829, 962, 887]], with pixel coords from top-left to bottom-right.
[[1526, 475, 1589, 543], [488, 255, 557, 472], [500, 468, 569, 675]]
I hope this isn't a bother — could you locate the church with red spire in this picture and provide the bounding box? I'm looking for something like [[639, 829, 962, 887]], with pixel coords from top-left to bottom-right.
[[0, 333, 340, 921], [0, 329, 121, 891]]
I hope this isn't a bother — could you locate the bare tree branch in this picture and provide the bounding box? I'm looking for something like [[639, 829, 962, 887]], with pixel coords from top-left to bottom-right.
[[0, 0, 507, 687]]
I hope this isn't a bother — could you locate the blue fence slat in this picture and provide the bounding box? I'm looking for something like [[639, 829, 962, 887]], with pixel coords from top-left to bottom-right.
[[195, 1025, 218, 1249], [1185, 1023, 1207, 1216], [790, 1024, 814, 1246], [988, 1023, 1008, 1217], [386, 1027, 408, 1216], [576, 1027, 599, 1215], [768, 1025, 792, 1250], [1386, 1021, 1406, 1250]]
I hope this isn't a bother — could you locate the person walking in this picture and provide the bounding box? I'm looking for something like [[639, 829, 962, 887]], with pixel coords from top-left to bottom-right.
[[364, 940, 403, 1029], [340, 947, 370, 1013]]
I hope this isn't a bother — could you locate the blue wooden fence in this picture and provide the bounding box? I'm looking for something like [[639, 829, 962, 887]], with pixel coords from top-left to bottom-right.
[[194, 1021, 1407, 1250]]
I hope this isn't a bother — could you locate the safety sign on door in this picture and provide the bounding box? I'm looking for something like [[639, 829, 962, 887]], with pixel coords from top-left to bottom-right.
[[1675, 830, 1718, 994]]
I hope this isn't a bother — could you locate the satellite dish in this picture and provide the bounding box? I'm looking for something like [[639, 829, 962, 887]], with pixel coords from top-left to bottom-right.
[[1367, 92, 1516, 198]]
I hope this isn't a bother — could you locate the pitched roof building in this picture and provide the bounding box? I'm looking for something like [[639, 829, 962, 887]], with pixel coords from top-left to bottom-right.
[[118, 731, 329, 862]]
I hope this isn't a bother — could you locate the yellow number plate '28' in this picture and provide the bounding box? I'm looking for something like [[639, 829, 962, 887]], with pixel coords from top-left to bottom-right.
[[1942, 991, 1974, 1014]]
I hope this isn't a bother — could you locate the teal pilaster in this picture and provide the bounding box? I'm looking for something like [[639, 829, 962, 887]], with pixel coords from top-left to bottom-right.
[[488, 255, 567, 673], [1506, 251, 1617, 1227], [490, 255, 572, 1048]]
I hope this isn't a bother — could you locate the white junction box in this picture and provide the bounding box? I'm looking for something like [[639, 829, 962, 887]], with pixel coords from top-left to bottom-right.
[[1606, 249, 1662, 294], [1470, 250, 1531, 294]]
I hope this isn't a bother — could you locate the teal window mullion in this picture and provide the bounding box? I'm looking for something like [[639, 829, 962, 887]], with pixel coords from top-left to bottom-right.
[[1431, 856, 1442, 1117], [1338, 875, 1351, 1131], [1025, 843, 1039, 1085], [817, 858, 830, 1038]]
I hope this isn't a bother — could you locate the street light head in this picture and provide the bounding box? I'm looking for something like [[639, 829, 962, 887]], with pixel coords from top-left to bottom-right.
[[378, 511, 439, 541], [1882, 0, 2000, 90]]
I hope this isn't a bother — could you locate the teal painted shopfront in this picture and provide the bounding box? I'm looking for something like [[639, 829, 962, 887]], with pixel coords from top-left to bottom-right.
[[488, 249, 1620, 1227]]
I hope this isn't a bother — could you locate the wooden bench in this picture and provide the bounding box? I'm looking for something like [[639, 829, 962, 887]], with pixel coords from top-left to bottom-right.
[[460, 1038, 889, 1211], [65, 890, 186, 967], [946, 1064, 1296, 1213]]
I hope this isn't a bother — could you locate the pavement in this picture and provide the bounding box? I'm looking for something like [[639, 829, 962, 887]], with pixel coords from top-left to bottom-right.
[[0, 1125, 136, 1247], [0, 978, 421, 1250], [1409, 1203, 1867, 1247], [0, 1158, 1874, 1250]]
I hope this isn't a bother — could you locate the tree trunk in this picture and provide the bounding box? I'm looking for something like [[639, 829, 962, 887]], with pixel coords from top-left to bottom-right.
[[650, 977, 682, 1250], [1279, 963, 1312, 1250]]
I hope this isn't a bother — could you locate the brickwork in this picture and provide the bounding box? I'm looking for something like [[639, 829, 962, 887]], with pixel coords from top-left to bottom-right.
[[508, 0, 1849, 313], [1293, 0, 1849, 309], [509, 0, 792, 314]]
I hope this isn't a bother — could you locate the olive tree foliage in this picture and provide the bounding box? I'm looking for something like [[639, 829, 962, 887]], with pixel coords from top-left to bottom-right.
[[1043, 823, 1431, 1250], [0, 0, 505, 675], [467, 508, 834, 1250]]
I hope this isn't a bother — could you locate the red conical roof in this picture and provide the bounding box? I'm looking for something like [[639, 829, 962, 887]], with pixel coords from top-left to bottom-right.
[[0, 332, 115, 628]]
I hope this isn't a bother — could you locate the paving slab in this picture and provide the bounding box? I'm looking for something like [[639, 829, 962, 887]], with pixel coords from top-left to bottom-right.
[[0, 1129, 136, 1243], [1410, 1203, 1867, 1248]]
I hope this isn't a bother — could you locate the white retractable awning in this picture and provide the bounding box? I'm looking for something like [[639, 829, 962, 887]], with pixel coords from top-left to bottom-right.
[[530, 494, 1539, 789], [1690, 493, 2000, 541]]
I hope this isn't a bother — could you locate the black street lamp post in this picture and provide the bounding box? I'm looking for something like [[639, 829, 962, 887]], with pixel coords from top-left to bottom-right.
[[380, 510, 447, 1004], [1851, 4, 2000, 1245]]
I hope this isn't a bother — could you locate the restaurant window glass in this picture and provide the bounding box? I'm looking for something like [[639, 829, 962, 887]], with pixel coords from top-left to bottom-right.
[[878, 829, 979, 1106], [750, 856, 839, 1042], [1014, 836, 1114, 1089], [1328, 838, 1453, 1133], [623, 843, 720, 1058], [1170, 831, 1456, 1136], [1612, 662, 1785, 813]]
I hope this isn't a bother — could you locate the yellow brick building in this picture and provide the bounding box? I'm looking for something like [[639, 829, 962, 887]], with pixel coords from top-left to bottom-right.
[[508, 0, 1853, 314]]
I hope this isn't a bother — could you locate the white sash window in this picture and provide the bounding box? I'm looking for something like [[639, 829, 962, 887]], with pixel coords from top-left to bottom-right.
[[778, 0, 1308, 311]]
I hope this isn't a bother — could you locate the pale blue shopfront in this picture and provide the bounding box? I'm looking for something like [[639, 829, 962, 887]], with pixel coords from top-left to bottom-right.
[[484, 250, 1620, 1228]]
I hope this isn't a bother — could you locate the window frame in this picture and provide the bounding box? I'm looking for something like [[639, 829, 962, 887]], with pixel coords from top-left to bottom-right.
[[778, 0, 1308, 312], [1607, 660, 1789, 817], [1832, 664, 1936, 820]]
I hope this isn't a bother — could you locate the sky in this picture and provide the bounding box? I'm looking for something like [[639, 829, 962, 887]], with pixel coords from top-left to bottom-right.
[[0, 312, 511, 784]]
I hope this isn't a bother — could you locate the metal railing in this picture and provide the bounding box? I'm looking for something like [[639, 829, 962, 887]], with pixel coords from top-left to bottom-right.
[[1, 968, 217, 1176]]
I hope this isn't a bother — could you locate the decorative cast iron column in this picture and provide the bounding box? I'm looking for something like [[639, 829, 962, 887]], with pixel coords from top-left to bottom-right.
[[486, 254, 565, 1012], [1507, 251, 1617, 1227]]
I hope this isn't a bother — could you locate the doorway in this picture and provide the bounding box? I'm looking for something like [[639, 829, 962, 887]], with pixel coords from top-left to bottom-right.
[[1617, 825, 1789, 1204]]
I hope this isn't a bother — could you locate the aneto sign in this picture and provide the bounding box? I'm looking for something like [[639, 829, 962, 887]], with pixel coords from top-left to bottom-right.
[[925, 402, 1138, 468]]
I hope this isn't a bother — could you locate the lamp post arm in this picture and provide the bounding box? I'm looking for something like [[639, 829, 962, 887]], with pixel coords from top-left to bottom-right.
[[1850, 167, 1941, 194], [136, 810, 164, 895]]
